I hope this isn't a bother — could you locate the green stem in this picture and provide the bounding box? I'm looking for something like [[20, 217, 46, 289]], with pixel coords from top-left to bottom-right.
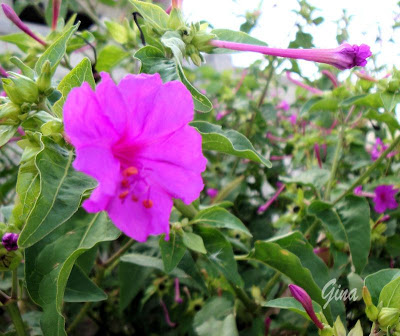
[[263, 272, 281, 297], [5, 301, 27, 336], [173, 199, 198, 219], [332, 134, 400, 205], [66, 302, 92, 334], [102, 239, 134, 269], [324, 112, 345, 201], [230, 282, 258, 313], [211, 175, 244, 204], [11, 270, 18, 300]]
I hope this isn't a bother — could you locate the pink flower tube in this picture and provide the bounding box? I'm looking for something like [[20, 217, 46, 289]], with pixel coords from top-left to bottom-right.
[[1, 4, 46, 46], [286, 72, 323, 95], [52, 0, 61, 30], [209, 40, 371, 70]]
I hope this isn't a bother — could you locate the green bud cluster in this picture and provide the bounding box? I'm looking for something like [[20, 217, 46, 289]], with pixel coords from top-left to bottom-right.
[[2, 72, 39, 105]]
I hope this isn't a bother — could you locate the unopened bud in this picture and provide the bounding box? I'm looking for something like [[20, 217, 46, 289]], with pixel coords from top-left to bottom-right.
[[378, 307, 400, 328], [0, 102, 21, 120], [362, 286, 373, 306], [0, 246, 22, 271], [366, 305, 379, 322], [190, 53, 202, 67], [36, 61, 52, 93], [2, 73, 39, 105]]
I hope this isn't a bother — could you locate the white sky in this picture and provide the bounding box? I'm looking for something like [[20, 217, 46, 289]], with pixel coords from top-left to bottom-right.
[[183, 0, 400, 76]]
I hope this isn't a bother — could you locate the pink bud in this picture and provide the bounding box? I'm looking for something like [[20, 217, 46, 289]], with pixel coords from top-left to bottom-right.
[[52, 0, 62, 30], [1, 4, 46, 46], [174, 278, 183, 304], [289, 284, 324, 329]]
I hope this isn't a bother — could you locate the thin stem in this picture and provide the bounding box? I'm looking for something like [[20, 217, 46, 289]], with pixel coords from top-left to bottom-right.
[[102, 239, 134, 269], [5, 301, 27, 336], [263, 272, 281, 297], [332, 134, 400, 205], [66, 302, 92, 334], [230, 281, 258, 313], [11, 270, 18, 300], [324, 112, 345, 201]]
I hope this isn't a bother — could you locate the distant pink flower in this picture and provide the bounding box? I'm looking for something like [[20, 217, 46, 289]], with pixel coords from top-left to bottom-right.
[[209, 41, 371, 70], [314, 144, 322, 168], [355, 71, 378, 82], [371, 138, 388, 161], [258, 183, 285, 213], [264, 316, 271, 336], [289, 113, 297, 126], [160, 299, 176, 327], [64, 73, 206, 242], [52, 0, 61, 30], [174, 278, 183, 304], [270, 155, 292, 161], [1, 4, 46, 46], [206, 188, 218, 198], [289, 284, 324, 329], [353, 185, 375, 198], [286, 72, 323, 95], [276, 100, 290, 111], [373, 185, 399, 213], [0, 65, 8, 78]]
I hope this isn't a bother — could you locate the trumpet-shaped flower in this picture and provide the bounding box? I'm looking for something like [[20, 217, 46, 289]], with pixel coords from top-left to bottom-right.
[[373, 185, 399, 214], [64, 73, 206, 242]]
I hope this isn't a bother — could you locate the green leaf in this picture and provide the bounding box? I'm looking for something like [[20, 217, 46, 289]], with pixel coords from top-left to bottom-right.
[[308, 201, 347, 243], [193, 297, 238, 336], [128, 0, 169, 30], [340, 93, 382, 109], [53, 57, 95, 118], [25, 211, 120, 336], [10, 56, 35, 79], [300, 97, 338, 115], [134, 46, 213, 112], [336, 196, 371, 274], [196, 226, 243, 287], [248, 240, 327, 315], [262, 297, 322, 321], [119, 262, 151, 312], [64, 265, 107, 302], [280, 168, 330, 190], [0, 125, 18, 147], [211, 29, 267, 54], [96, 45, 129, 73], [191, 121, 271, 167], [18, 137, 97, 247], [0, 33, 41, 52], [380, 92, 400, 113], [365, 269, 400, 305], [35, 24, 79, 75], [159, 232, 187, 273], [365, 109, 400, 134], [182, 231, 207, 254], [105, 21, 129, 44], [161, 31, 185, 63], [191, 206, 251, 237], [379, 276, 400, 309]]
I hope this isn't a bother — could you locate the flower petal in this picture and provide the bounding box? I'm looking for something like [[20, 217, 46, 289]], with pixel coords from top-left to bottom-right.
[[95, 72, 129, 135], [64, 82, 119, 148], [106, 186, 172, 242], [74, 145, 120, 212], [137, 125, 206, 203]]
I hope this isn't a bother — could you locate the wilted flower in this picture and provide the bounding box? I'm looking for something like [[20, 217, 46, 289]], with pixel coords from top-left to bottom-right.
[[160, 299, 176, 327], [258, 183, 285, 214], [289, 284, 324, 329], [64, 73, 206, 242], [2, 233, 19, 251], [174, 278, 183, 304], [373, 185, 399, 213], [209, 40, 371, 70], [1, 4, 46, 46]]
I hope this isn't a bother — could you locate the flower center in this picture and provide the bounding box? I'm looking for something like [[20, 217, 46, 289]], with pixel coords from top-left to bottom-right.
[[118, 165, 153, 209]]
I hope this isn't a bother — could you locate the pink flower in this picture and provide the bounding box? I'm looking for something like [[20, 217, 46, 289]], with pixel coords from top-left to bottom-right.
[[64, 73, 206, 242], [52, 0, 62, 30], [314, 144, 322, 168], [1, 4, 46, 46], [371, 138, 388, 161], [353, 186, 363, 196], [0, 65, 8, 78], [289, 284, 324, 329], [276, 100, 290, 111], [289, 113, 297, 126], [373, 185, 399, 214], [206, 188, 218, 198], [209, 40, 371, 70]]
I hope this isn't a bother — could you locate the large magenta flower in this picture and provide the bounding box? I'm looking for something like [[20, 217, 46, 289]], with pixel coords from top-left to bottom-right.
[[373, 185, 399, 214], [64, 73, 207, 242]]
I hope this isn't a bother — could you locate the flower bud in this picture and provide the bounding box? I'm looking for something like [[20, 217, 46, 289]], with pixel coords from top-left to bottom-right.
[[168, 8, 185, 30], [319, 326, 334, 336], [2, 74, 39, 105], [0, 102, 21, 120], [0, 246, 22, 271], [289, 284, 324, 329], [366, 305, 379, 322], [190, 52, 202, 67], [362, 286, 373, 306], [36, 61, 53, 93], [378, 307, 400, 329], [2, 233, 19, 251]]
